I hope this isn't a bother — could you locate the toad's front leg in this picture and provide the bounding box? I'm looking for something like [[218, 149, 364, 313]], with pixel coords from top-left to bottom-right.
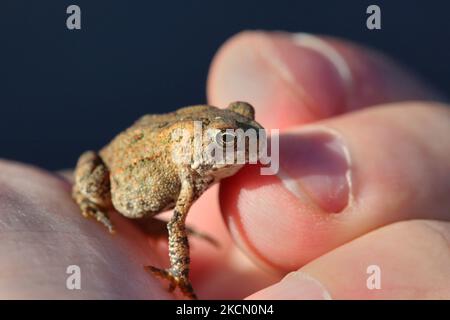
[[145, 169, 197, 299]]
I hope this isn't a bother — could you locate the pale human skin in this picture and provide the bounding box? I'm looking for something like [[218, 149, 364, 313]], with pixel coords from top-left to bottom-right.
[[0, 31, 449, 299]]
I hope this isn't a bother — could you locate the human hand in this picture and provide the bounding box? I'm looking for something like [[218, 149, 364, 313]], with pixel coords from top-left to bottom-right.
[[1, 31, 449, 300], [207, 31, 450, 299]]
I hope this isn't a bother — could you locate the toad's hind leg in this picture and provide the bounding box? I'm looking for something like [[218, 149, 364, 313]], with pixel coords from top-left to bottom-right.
[[72, 151, 114, 233], [145, 169, 197, 299]]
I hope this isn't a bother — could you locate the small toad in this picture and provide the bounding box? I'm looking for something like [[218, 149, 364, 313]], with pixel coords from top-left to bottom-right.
[[72, 102, 263, 299]]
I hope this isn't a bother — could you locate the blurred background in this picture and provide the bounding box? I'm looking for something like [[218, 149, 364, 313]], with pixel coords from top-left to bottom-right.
[[1, 0, 449, 169]]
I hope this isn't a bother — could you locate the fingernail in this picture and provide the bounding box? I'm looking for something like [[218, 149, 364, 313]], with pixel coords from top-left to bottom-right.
[[209, 31, 351, 126], [278, 128, 351, 213], [294, 33, 444, 105], [292, 33, 352, 91], [247, 272, 332, 300]]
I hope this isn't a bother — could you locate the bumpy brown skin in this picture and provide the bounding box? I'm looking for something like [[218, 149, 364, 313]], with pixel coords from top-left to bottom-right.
[[72, 102, 263, 299]]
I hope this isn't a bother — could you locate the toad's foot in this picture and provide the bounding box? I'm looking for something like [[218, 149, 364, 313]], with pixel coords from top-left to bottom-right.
[[76, 195, 115, 234], [73, 186, 115, 233], [145, 266, 197, 300], [85, 205, 115, 234]]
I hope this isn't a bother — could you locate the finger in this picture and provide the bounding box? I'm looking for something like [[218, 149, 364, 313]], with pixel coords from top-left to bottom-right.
[[206, 31, 443, 297], [207, 31, 443, 128], [220, 102, 450, 271], [247, 220, 450, 299], [181, 186, 281, 299], [0, 160, 172, 299]]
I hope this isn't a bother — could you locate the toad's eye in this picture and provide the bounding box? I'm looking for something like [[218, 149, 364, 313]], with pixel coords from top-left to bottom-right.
[[215, 131, 236, 147]]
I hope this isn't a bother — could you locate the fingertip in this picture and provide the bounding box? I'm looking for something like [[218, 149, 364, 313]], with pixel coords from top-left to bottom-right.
[[245, 271, 331, 300], [208, 31, 443, 129], [247, 220, 450, 300], [219, 163, 338, 271], [207, 31, 347, 128]]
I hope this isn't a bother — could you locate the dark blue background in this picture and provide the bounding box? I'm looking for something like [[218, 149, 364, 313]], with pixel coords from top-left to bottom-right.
[[1, 1, 449, 169]]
